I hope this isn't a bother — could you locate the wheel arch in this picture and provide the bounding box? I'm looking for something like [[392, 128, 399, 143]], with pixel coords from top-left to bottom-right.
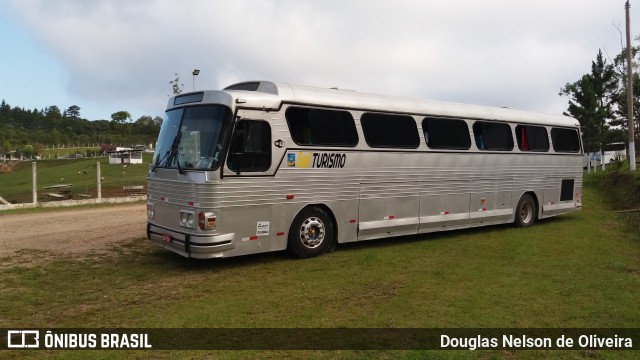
[[515, 190, 540, 220], [525, 191, 541, 220], [287, 202, 338, 248]]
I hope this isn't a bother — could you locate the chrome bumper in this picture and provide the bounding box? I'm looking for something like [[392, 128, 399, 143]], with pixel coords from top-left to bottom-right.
[[147, 223, 235, 259]]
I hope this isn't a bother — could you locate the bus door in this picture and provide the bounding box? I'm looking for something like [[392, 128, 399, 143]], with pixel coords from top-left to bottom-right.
[[221, 110, 285, 253]]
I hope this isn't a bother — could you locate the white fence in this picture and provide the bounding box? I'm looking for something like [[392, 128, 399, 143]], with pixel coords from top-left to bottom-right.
[[0, 162, 146, 211]]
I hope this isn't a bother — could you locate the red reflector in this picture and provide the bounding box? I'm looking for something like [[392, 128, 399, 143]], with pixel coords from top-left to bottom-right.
[[250, 236, 258, 240], [188, 201, 194, 206], [277, 232, 285, 236], [160, 196, 165, 201], [389, 215, 395, 219], [482, 208, 487, 211], [286, 194, 294, 200], [349, 219, 356, 223]]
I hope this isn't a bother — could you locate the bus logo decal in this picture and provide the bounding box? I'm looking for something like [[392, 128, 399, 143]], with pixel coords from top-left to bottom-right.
[[312, 152, 346, 168], [287, 152, 312, 168], [287, 152, 345, 168]]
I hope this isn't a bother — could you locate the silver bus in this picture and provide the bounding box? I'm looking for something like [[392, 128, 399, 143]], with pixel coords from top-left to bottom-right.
[[147, 81, 583, 259]]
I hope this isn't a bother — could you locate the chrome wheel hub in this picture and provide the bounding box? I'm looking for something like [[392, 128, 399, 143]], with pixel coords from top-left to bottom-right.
[[299, 217, 325, 249], [520, 202, 533, 224]]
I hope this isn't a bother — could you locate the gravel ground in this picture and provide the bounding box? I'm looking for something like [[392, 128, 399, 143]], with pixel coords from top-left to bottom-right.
[[0, 203, 147, 260]]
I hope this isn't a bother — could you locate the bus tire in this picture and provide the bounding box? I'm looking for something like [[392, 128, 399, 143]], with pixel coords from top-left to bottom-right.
[[515, 194, 536, 228], [288, 206, 335, 258]]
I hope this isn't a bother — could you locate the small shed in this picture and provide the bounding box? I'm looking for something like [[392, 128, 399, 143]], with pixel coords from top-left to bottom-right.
[[2, 151, 25, 161], [107, 147, 143, 165]]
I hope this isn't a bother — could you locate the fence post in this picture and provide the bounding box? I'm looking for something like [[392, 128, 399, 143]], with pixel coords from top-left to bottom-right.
[[32, 161, 37, 204], [97, 162, 102, 199]]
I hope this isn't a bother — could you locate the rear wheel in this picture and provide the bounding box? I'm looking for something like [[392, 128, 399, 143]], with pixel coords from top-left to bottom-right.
[[288, 206, 335, 258], [515, 194, 536, 227]]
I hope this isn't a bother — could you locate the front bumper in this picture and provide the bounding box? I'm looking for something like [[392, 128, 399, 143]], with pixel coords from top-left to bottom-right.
[[147, 223, 235, 259]]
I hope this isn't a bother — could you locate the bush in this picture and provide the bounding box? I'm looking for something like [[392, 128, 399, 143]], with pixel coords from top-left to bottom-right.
[[594, 168, 640, 226]]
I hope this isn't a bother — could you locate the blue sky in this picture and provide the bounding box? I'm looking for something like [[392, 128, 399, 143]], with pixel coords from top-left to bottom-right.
[[0, 9, 78, 115], [0, 5, 153, 121], [1, 1, 639, 122]]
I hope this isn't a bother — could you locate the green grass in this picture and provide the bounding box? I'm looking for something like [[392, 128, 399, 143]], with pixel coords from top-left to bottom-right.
[[0, 156, 151, 202], [0, 173, 639, 359]]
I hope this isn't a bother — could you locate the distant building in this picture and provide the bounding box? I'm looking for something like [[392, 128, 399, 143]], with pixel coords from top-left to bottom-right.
[[2, 151, 25, 161], [107, 147, 143, 165]]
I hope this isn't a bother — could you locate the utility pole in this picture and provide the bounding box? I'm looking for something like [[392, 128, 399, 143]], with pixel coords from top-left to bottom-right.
[[626, 0, 636, 170]]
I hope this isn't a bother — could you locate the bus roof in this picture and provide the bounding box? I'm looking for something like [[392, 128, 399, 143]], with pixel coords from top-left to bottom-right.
[[171, 80, 580, 128]]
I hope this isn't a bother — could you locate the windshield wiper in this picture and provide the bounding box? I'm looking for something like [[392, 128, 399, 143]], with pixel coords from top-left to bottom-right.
[[151, 131, 182, 172], [150, 150, 169, 172]]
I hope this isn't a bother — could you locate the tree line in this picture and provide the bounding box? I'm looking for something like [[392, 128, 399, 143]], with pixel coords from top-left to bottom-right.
[[559, 37, 640, 154], [0, 101, 162, 157]]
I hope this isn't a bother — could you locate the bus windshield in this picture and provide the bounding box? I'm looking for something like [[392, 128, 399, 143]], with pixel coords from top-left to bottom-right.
[[152, 105, 232, 171]]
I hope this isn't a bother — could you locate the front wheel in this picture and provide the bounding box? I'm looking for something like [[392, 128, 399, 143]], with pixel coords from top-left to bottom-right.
[[514, 194, 536, 228], [288, 207, 335, 258]]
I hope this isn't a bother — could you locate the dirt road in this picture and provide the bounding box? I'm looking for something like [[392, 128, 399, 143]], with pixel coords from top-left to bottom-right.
[[0, 204, 147, 259]]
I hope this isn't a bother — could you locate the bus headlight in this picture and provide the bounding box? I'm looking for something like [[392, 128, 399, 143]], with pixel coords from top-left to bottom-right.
[[198, 212, 216, 231], [147, 202, 155, 219], [179, 210, 195, 229]]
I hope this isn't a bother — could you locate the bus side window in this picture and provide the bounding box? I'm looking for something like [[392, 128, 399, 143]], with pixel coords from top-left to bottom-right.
[[550, 128, 580, 153], [290, 115, 312, 144], [473, 121, 512, 151], [472, 122, 486, 150], [515, 125, 549, 152], [286, 106, 358, 147], [227, 120, 271, 172], [361, 112, 419, 149], [422, 117, 471, 150], [475, 131, 485, 150]]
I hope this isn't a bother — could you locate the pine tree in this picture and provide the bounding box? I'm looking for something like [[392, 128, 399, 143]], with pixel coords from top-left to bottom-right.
[[559, 50, 619, 152]]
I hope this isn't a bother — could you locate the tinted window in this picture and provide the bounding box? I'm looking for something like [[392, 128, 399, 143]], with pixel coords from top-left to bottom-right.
[[227, 120, 271, 172], [360, 113, 419, 148], [422, 117, 471, 150], [286, 107, 358, 147], [174, 92, 204, 105], [224, 82, 260, 91], [473, 121, 514, 151], [515, 125, 549, 152], [551, 128, 580, 153]]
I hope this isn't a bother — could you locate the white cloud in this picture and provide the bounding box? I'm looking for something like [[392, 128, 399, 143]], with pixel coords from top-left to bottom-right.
[[7, 0, 638, 118]]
